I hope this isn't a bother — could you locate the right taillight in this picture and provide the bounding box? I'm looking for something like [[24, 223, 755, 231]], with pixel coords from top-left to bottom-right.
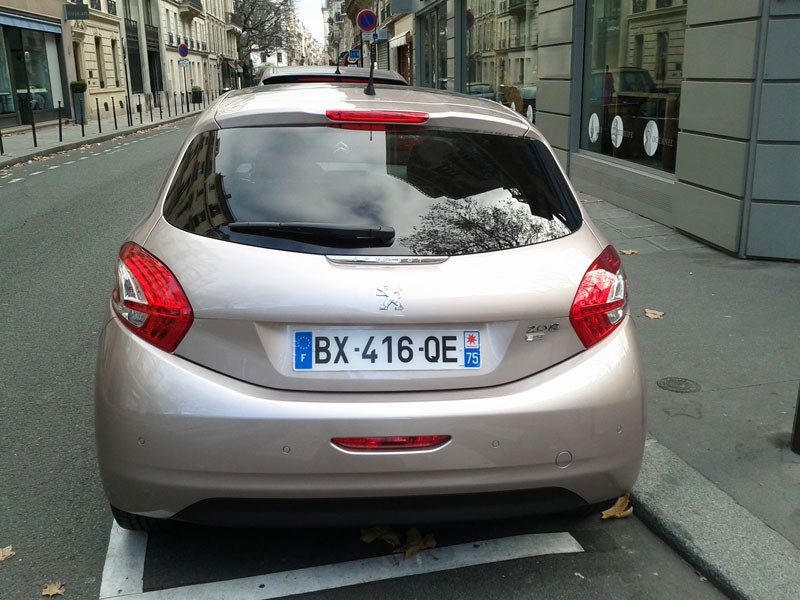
[[111, 242, 193, 353], [569, 245, 628, 348]]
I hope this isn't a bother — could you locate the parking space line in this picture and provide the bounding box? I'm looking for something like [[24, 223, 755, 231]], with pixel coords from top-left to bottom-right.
[[99, 522, 147, 599], [99, 531, 582, 599]]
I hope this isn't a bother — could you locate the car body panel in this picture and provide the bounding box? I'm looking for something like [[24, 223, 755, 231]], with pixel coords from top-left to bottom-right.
[[96, 315, 645, 519]]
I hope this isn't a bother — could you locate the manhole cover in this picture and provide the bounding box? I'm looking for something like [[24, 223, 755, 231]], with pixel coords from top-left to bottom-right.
[[656, 377, 701, 393]]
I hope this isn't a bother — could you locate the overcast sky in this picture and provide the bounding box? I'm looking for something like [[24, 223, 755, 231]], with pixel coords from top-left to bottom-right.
[[296, 0, 325, 43]]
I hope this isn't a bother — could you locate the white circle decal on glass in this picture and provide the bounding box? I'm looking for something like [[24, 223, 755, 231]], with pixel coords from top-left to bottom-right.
[[610, 116, 624, 148], [643, 120, 659, 157], [588, 113, 600, 143]]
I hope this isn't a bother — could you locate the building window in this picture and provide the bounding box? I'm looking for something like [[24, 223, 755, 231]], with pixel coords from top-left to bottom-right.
[[111, 39, 121, 87], [580, 0, 688, 173], [95, 37, 106, 88]]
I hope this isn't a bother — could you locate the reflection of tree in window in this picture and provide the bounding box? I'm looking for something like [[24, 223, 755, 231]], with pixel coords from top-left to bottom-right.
[[400, 196, 570, 255], [401, 135, 574, 255]]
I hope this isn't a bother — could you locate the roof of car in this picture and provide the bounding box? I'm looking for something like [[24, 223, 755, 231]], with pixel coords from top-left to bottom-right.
[[202, 83, 536, 138], [261, 65, 409, 86]]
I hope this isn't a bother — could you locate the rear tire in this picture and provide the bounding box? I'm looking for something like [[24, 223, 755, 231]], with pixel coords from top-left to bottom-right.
[[111, 505, 171, 532]]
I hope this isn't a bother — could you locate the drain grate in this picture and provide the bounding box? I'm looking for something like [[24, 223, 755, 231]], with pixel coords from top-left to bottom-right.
[[656, 377, 701, 393]]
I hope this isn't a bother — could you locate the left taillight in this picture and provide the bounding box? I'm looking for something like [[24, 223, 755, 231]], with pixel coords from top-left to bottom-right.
[[569, 245, 628, 349], [111, 242, 193, 353]]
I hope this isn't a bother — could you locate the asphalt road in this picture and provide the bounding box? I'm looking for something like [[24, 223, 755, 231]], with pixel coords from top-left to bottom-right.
[[0, 120, 727, 599]]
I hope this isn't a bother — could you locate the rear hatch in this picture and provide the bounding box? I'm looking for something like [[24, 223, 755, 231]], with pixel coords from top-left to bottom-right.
[[144, 108, 608, 394]]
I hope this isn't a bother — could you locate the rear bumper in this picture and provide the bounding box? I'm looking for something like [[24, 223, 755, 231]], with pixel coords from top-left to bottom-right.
[[95, 316, 645, 523]]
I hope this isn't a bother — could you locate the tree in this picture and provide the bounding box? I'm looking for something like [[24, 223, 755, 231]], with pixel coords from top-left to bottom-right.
[[234, 0, 295, 85]]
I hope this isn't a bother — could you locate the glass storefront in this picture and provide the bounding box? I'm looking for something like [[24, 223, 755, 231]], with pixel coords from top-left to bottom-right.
[[466, 0, 539, 123], [580, 0, 688, 172], [419, 2, 448, 90], [0, 21, 64, 125]]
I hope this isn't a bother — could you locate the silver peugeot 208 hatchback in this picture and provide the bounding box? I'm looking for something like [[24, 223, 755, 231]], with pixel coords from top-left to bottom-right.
[[95, 82, 645, 531]]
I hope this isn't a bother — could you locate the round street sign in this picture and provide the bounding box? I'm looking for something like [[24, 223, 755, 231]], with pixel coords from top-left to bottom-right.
[[356, 9, 377, 32], [178, 43, 189, 58]]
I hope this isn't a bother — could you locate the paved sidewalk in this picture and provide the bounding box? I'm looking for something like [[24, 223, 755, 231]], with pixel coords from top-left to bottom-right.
[[579, 192, 800, 599], [2, 118, 798, 599], [0, 105, 198, 169]]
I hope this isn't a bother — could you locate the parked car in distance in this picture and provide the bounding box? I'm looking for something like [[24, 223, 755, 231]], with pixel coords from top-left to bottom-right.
[[466, 82, 496, 101], [261, 65, 409, 86], [95, 82, 645, 531]]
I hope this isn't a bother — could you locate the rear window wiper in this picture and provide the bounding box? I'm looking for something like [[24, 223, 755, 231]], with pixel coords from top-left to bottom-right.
[[225, 222, 395, 247]]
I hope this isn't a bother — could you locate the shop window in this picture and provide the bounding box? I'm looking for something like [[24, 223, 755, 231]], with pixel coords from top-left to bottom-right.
[[580, 0, 688, 173], [466, 0, 539, 123]]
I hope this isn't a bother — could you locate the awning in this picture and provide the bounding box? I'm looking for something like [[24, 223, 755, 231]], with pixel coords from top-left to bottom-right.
[[0, 12, 61, 34], [389, 31, 410, 49]]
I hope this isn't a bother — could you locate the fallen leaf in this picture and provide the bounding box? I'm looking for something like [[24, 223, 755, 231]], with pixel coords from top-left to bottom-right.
[[41, 582, 66, 597], [620, 250, 639, 255], [601, 491, 633, 519], [644, 309, 665, 319], [360, 525, 402, 548], [396, 527, 437, 559], [0, 545, 15, 561]]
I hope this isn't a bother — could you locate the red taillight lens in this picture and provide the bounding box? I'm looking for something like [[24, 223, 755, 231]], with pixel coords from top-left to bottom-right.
[[325, 110, 429, 124], [332, 435, 451, 452], [569, 245, 628, 348], [111, 242, 193, 353]]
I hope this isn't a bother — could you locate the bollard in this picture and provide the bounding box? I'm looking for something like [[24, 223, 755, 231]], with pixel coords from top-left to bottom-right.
[[0, 128, 4, 155], [166, 92, 171, 117], [158, 93, 163, 119], [112, 97, 118, 129], [149, 94, 153, 122], [58, 101, 63, 142], [138, 94, 143, 124], [791, 384, 800, 454], [96, 97, 102, 134], [30, 114, 38, 148]]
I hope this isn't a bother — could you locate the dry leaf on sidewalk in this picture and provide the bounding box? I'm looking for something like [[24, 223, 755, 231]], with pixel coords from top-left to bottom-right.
[[644, 309, 665, 319], [360, 525, 402, 548], [396, 527, 437, 559], [0, 545, 15, 561], [620, 250, 639, 255], [41, 582, 66, 597], [601, 491, 633, 519]]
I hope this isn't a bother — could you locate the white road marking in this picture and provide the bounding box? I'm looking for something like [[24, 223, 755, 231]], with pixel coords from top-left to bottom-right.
[[49, 165, 60, 169], [99, 528, 582, 600], [64, 161, 76, 165], [9, 178, 23, 183], [30, 171, 44, 176], [99, 523, 147, 598]]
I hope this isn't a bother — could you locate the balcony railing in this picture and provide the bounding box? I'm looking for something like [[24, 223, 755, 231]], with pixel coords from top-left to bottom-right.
[[145, 24, 159, 45], [124, 18, 138, 37]]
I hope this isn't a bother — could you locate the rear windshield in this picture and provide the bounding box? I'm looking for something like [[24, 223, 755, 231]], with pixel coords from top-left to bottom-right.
[[162, 126, 581, 256]]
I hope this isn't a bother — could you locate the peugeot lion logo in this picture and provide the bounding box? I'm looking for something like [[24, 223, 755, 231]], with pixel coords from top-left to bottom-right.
[[377, 285, 403, 311]]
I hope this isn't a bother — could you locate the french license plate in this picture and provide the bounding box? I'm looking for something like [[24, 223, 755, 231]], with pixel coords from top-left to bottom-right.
[[293, 329, 481, 371]]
